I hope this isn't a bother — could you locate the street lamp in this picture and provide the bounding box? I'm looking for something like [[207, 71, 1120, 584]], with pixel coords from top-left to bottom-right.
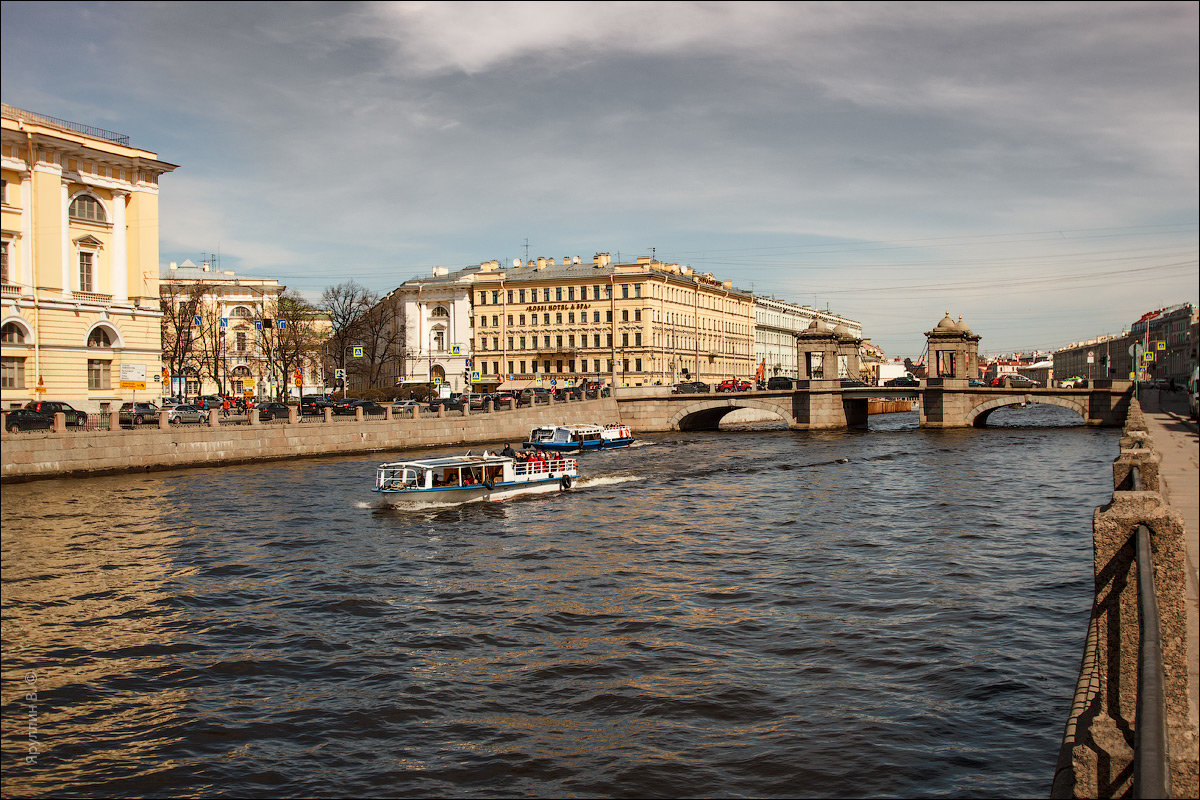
[[340, 343, 362, 399]]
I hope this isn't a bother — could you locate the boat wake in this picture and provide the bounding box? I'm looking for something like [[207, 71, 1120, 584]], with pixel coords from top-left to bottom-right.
[[577, 474, 641, 488]]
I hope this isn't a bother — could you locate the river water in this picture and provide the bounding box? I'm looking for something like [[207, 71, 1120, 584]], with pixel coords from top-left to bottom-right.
[[1, 406, 1116, 798]]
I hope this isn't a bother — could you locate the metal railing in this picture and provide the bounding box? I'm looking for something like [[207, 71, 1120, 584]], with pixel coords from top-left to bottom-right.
[[1129, 465, 1171, 798]]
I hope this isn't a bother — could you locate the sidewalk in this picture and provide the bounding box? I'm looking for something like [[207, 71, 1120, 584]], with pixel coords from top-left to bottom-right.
[[1138, 387, 1199, 750]]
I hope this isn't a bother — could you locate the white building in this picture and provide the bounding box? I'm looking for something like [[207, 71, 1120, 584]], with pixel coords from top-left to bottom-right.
[[383, 265, 476, 394], [755, 297, 862, 381]]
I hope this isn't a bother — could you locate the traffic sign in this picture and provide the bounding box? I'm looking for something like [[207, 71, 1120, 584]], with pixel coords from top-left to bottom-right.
[[352, 346, 363, 358], [470, 370, 481, 382], [451, 345, 461, 355], [335, 368, 345, 379]]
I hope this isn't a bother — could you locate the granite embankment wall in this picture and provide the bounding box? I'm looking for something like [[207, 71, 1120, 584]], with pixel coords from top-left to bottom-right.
[[0, 398, 621, 482], [1051, 397, 1196, 799]]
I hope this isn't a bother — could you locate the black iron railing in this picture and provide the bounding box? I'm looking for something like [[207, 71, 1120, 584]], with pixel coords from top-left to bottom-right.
[[1129, 465, 1171, 798]]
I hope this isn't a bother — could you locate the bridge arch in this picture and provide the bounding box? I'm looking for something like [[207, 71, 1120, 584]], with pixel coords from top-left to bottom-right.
[[965, 395, 1089, 427], [668, 397, 793, 431]]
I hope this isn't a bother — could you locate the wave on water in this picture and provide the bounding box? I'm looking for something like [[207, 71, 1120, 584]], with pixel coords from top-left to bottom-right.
[[578, 474, 642, 488]]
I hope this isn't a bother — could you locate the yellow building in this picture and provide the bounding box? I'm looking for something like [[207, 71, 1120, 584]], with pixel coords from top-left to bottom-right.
[[1, 104, 177, 412], [470, 253, 756, 388]]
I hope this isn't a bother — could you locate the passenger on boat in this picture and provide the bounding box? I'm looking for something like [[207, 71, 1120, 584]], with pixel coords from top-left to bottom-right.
[[501, 443, 517, 458]]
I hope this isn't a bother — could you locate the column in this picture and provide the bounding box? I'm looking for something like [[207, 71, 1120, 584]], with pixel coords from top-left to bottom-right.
[[110, 190, 128, 301]]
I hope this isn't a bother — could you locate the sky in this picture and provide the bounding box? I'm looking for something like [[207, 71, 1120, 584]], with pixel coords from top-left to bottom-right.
[[2, 1, 1197, 358]]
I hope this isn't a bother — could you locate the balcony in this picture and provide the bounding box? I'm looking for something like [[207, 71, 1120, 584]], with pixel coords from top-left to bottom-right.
[[1, 283, 25, 300], [73, 291, 114, 305]]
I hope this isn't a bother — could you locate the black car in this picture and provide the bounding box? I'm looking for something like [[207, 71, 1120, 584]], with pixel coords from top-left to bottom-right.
[[327, 398, 363, 415], [300, 396, 335, 415], [256, 402, 291, 422], [428, 395, 464, 412], [24, 400, 88, 426], [346, 400, 385, 416], [766, 377, 794, 390], [883, 376, 921, 387], [5, 408, 54, 432], [672, 381, 710, 394]]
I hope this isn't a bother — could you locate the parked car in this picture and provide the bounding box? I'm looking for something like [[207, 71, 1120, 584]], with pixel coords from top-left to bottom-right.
[[300, 396, 335, 415], [346, 400, 385, 416], [517, 387, 552, 406], [196, 395, 224, 411], [672, 381, 710, 394], [840, 379, 867, 388], [1000, 375, 1039, 388], [328, 398, 363, 415], [716, 379, 752, 392], [4, 408, 54, 432], [968, 379, 987, 387], [553, 386, 585, 401], [256, 402, 291, 422], [487, 391, 517, 409], [766, 376, 794, 390], [23, 400, 88, 426], [884, 376, 921, 387], [390, 399, 422, 413], [428, 395, 465, 412], [166, 404, 206, 424], [119, 401, 160, 426]]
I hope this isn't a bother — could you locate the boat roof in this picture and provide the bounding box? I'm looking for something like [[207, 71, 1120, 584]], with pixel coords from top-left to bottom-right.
[[378, 454, 510, 469], [532, 423, 604, 432]]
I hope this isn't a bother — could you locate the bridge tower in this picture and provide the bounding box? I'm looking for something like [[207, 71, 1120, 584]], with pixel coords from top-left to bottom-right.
[[792, 319, 868, 428], [925, 312, 982, 381]]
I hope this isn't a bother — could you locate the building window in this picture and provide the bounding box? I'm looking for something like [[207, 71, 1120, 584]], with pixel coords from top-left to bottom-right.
[[519, 314, 525, 326], [491, 291, 499, 304], [622, 310, 629, 322], [593, 334, 600, 348], [556, 360, 563, 372], [567, 287, 574, 301], [593, 311, 600, 323], [507, 314, 513, 326], [556, 313, 562, 324], [235, 331, 247, 351], [88, 359, 111, 390], [69, 195, 106, 223], [622, 285, 629, 299], [79, 251, 95, 292], [568, 313, 575, 324], [635, 333, 642, 346], [636, 358, 642, 371], [543, 313, 550, 325], [87, 328, 113, 347], [635, 309, 642, 321], [1, 356, 25, 389], [507, 290, 513, 303], [478, 292, 486, 305], [0, 238, 9, 284], [481, 316, 488, 327], [2, 322, 25, 344]]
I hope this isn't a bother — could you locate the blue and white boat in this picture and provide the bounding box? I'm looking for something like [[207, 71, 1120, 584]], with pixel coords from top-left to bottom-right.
[[523, 423, 634, 452], [374, 452, 578, 505]]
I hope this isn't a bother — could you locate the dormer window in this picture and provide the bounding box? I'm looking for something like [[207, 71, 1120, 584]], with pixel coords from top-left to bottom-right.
[[70, 195, 106, 223]]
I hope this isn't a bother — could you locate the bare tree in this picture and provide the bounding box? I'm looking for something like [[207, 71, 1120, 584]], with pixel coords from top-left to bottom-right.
[[322, 280, 376, 394], [355, 292, 403, 389], [259, 290, 323, 401], [160, 283, 204, 395]]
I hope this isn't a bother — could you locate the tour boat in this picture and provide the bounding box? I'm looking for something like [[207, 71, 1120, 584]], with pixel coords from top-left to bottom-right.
[[374, 452, 578, 504], [522, 423, 634, 452]]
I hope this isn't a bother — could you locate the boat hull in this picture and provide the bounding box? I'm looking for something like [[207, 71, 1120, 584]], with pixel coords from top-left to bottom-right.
[[375, 474, 572, 504], [523, 437, 633, 452]]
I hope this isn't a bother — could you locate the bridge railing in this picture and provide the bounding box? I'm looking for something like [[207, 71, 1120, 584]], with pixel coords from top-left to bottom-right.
[[1051, 398, 1190, 799]]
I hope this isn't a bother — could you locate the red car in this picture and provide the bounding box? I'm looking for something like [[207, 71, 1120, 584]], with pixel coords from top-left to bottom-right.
[[717, 379, 752, 392]]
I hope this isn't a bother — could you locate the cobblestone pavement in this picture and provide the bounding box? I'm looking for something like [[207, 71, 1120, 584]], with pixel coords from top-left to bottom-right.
[[1139, 387, 1199, 752]]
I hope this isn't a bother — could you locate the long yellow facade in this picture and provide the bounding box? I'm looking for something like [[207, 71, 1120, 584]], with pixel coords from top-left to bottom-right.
[[470, 254, 756, 388], [1, 105, 177, 413]]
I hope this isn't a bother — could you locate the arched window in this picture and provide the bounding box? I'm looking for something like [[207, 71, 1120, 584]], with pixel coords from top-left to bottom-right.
[[1, 322, 25, 344], [230, 306, 253, 319], [231, 366, 251, 378], [70, 195, 107, 223], [431, 306, 449, 318], [87, 328, 113, 347]]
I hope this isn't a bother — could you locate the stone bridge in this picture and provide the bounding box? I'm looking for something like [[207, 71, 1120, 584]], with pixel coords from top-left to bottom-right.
[[614, 379, 1134, 432]]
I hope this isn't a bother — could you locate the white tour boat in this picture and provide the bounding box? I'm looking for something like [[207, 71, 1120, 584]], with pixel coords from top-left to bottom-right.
[[522, 423, 634, 452], [374, 452, 578, 504]]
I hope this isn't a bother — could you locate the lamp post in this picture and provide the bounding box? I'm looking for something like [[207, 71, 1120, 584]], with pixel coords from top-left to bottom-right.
[[341, 343, 362, 399]]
